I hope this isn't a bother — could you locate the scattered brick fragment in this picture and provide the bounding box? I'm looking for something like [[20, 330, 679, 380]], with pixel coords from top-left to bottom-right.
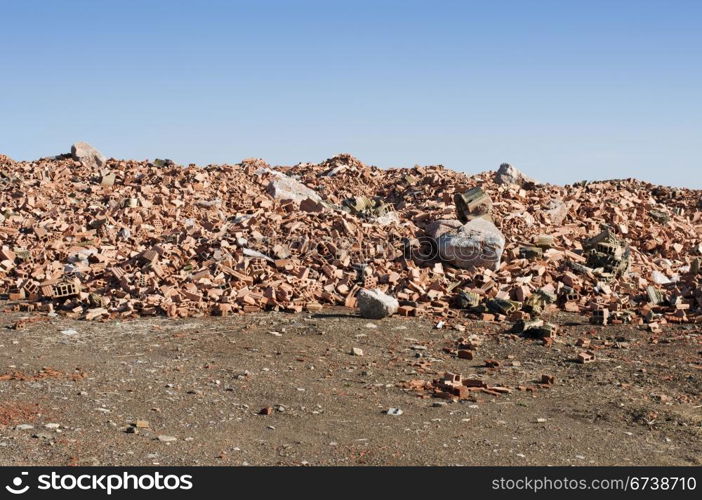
[[577, 351, 596, 364]]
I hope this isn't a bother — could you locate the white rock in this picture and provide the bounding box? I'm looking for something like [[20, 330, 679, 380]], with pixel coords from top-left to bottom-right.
[[357, 288, 399, 319], [324, 165, 348, 176], [373, 212, 400, 226], [495, 163, 536, 186], [435, 218, 505, 270], [242, 248, 273, 262], [266, 174, 322, 203], [71, 142, 107, 169], [545, 199, 569, 225], [651, 271, 673, 285]]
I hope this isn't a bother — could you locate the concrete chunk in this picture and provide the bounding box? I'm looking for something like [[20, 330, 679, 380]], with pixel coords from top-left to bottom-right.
[[266, 174, 322, 203], [71, 142, 107, 169], [495, 163, 536, 186], [357, 288, 399, 319], [435, 218, 505, 270]]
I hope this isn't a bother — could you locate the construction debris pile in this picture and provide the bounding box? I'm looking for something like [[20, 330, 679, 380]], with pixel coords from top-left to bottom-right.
[[1, 145, 701, 326]]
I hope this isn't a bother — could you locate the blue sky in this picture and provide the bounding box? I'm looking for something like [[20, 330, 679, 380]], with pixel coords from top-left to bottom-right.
[[1, 0, 700, 187]]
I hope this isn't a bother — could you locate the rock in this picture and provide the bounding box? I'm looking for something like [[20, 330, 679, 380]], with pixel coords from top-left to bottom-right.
[[426, 219, 463, 240], [266, 173, 322, 203], [495, 163, 535, 186], [351, 347, 364, 356], [357, 288, 399, 319], [157, 435, 177, 442], [385, 408, 403, 416], [435, 218, 505, 270], [15, 424, 34, 431], [71, 142, 107, 169], [545, 199, 569, 225], [242, 248, 273, 262], [324, 164, 348, 176], [373, 211, 400, 226], [651, 271, 673, 285]]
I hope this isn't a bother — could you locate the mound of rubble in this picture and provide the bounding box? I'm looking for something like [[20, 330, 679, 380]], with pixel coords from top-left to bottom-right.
[[1, 144, 701, 327]]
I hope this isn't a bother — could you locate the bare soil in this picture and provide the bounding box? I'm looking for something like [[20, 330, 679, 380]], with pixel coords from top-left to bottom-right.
[[0, 308, 699, 466]]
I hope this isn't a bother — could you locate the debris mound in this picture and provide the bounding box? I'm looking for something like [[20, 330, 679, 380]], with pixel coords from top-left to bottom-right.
[[1, 147, 700, 325]]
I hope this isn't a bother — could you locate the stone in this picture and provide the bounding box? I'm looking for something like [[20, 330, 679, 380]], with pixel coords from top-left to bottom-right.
[[357, 288, 399, 319], [545, 199, 569, 225], [266, 173, 322, 203], [71, 142, 107, 169], [351, 347, 364, 356], [157, 435, 177, 442], [435, 218, 505, 270], [385, 408, 403, 416], [426, 219, 463, 240], [495, 163, 536, 186], [651, 271, 672, 285], [373, 211, 400, 226]]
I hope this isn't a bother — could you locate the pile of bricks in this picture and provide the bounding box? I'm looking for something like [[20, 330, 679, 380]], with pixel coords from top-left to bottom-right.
[[403, 371, 555, 402], [1, 150, 700, 323]]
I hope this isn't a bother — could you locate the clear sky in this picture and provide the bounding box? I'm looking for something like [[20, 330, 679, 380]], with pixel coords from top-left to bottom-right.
[[1, 0, 700, 187]]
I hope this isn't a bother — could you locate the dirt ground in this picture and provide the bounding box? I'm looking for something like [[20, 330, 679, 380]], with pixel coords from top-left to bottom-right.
[[0, 307, 699, 466]]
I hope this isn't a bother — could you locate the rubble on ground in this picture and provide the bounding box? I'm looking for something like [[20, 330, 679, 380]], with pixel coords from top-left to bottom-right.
[[1, 145, 701, 326]]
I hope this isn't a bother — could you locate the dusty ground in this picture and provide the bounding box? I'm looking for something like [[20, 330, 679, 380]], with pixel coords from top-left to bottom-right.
[[0, 307, 699, 466]]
